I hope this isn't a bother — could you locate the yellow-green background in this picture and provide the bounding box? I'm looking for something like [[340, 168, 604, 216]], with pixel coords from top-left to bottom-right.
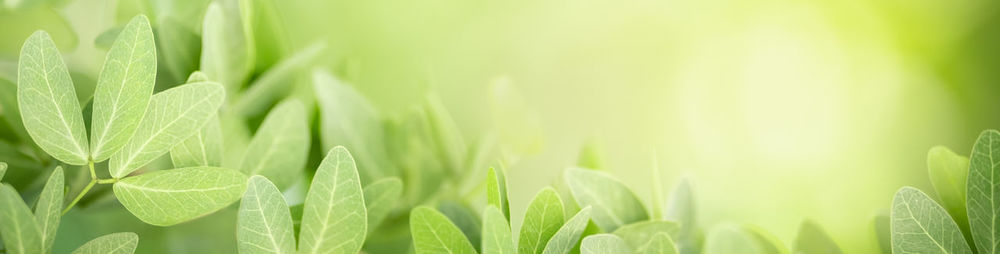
[[8, 0, 1000, 252]]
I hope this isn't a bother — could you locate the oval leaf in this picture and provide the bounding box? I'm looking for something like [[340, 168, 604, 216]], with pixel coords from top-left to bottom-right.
[[113, 166, 248, 226], [238, 176, 295, 254], [71, 232, 139, 254], [0, 184, 43, 254], [565, 167, 649, 232], [519, 187, 566, 254], [410, 206, 477, 254], [482, 206, 515, 254], [439, 201, 483, 251], [35, 166, 63, 253], [169, 115, 223, 168], [581, 234, 634, 254], [487, 167, 511, 220], [201, 2, 252, 94], [109, 82, 225, 178], [543, 206, 593, 254], [364, 177, 403, 231], [239, 100, 309, 189], [17, 30, 89, 165], [298, 146, 367, 254], [891, 187, 972, 254], [89, 15, 156, 162], [967, 130, 1000, 254], [666, 177, 701, 254]]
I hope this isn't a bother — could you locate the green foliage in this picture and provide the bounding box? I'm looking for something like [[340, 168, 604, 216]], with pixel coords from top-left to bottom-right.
[[363, 177, 404, 231], [410, 206, 477, 254], [613, 221, 680, 253], [113, 166, 248, 226], [237, 176, 295, 254], [0, 184, 43, 253], [487, 167, 511, 220], [542, 206, 593, 254], [71, 232, 139, 254], [968, 130, 1000, 254], [297, 146, 367, 254], [791, 220, 842, 254], [35, 167, 63, 253], [519, 187, 566, 254], [565, 167, 649, 232], [238, 99, 309, 189], [581, 234, 633, 254], [481, 206, 516, 254], [891, 187, 972, 254]]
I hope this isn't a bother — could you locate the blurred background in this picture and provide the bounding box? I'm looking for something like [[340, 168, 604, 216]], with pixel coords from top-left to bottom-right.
[[3, 0, 1000, 252]]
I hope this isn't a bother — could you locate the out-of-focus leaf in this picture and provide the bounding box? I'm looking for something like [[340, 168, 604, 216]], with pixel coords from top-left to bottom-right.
[[233, 42, 324, 117], [704, 225, 763, 254], [201, 2, 253, 96], [0, 162, 6, 180], [298, 146, 367, 254], [542, 206, 593, 254], [0, 184, 43, 254], [792, 220, 842, 254], [0, 7, 77, 60], [743, 224, 787, 254], [113, 167, 248, 226], [439, 201, 483, 252], [481, 206, 515, 254], [489, 77, 543, 162], [873, 212, 890, 254], [612, 221, 680, 253], [71, 232, 139, 254], [890, 187, 971, 254], [94, 26, 123, 51], [423, 94, 467, 174], [35, 166, 63, 253], [364, 177, 403, 231], [581, 234, 633, 254], [0, 77, 29, 141], [576, 139, 605, 170], [926, 146, 970, 238], [410, 206, 477, 254], [520, 187, 566, 254], [565, 167, 649, 232], [237, 176, 296, 254], [666, 177, 702, 254], [239, 100, 309, 189], [155, 17, 201, 85]]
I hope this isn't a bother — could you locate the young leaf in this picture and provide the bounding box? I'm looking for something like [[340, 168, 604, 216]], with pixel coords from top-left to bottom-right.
[[239, 100, 309, 189], [704, 225, 763, 254], [410, 206, 477, 254], [0, 184, 43, 254], [89, 15, 156, 162], [169, 115, 223, 168], [482, 206, 515, 254], [613, 221, 680, 252], [71, 232, 139, 254], [967, 129, 1000, 254], [201, 2, 252, 95], [542, 206, 593, 254], [581, 234, 634, 254], [486, 167, 511, 220], [113, 166, 248, 226], [238, 176, 295, 254], [298, 146, 367, 254], [873, 212, 891, 254], [364, 177, 403, 231], [565, 167, 649, 232], [666, 177, 701, 254], [109, 82, 225, 178], [17, 30, 89, 165], [792, 220, 842, 254], [35, 166, 63, 253], [891, 187, 972, 254], [519, 187, 566, 254]]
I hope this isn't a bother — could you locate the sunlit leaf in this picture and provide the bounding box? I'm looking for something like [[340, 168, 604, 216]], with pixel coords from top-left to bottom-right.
[[486, 167, 510, 220], [410, 206, 477, 254], [581, 234, 633, 254], [481, 206, 515, 254], [613, 221, 680, 253], [364, 177, 403, 231], [34, 166, 63, 253], [237, 176, 296, 254], [542, 206, 593, 254], [704, 225, 763, 254], [967, 129, 1000, 254], [239, 100, 308, 189], [439, 201, 483, 251], [113, 166, 248, 226], [891, 187, 972, 254], [519, 187, 566, 254], [0, 184, 43, 254], [201, 2, 252, 95], [170, 115, 223, 168], [71, 232, 139, 254], [565, 167, 649, 232], [298, 146, 367, 254]]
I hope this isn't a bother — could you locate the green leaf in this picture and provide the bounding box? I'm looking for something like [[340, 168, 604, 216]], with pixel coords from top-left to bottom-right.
[[439, 201, 483, 251], [233, 42, 325, 117], [891, 187, 972, 254], [237, 176, 296, 254], [298, 146, 367, 254], [565, 167, 649, 232], [71, 232, 139, 254], [93, 26, 123, 51], [542, 206, 593, 254], [666, 177, 701, 254], [109, 82, 225, 178], [613, 221, 680, 252], [0, 162, 6, 181], [636, 233, 678, 254], [743, 224, 788, 254], [364, 177, 403, 231], [201, 2, 252, 95], [410, 206, 477, 254], [487, 167, 511, 220], [0, 184, 43, 254], [927, 146, 970, 226], [791, 220, 841, 254], [704, 225, 763, 254], [313, 70, 396, 183], [156, 17, 200, 85], [481, 206, 515, 254], [34, 166, 63, 253], [967, 129, 1000, 254], [89, 15, 157, 162], [239, 100, 309, 189], [169, 115, 223, 168], [0, 7, 78, 59], [519, 187, 566, 254], [873, 212, 891, 254], [17, 30, 89, 165], [113, 166, 248, 226], [0, 78, 29, 142], [581, 234, 634, 254]]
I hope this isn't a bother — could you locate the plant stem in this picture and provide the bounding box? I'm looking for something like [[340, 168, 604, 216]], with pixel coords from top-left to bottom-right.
[[63, 179, 96, 215]]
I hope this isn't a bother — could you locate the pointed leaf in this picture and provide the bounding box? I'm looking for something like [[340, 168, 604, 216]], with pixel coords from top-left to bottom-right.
[[891, 187, 972, 254], [542, 206, 593, 254], [17, 31, 89, 165], [482, 206, 515, 254], [487, 167, 511, 220], [239, 100, 309, 189], [364, 177, 403, 231], [968, 129, 1000, 254], [666, 177, 701, 254], [109, 82, 225, 178], [581, 234, 633, 254], [89, 15, 157, 162], [298, 146, 367, 254], [410, 206, 477, 254], [704, 225, 764, 254], [743, 224, 787, 254], [35, 166, 63, 253], [170, 115, 223, 167], [71, 232, 139, 254], [0, 184, 43, 254], [113, 166, 248, 226], [439, 201, 483, 251], [238, 176, 295, 254], [565, 167, 649, 232], [201, 2, 252, 94], [519, 187, 566, 254]]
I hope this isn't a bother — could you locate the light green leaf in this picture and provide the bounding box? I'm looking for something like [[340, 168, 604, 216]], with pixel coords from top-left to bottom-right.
[[94, 26, 123, 51], [410, 206, 477, 254], [35, 166, 63, 253], [424, 94, 467, 174], [792, 220, 842, 254], [89, 15, 157, 162], [613, 221, 680, 252], [364, 177, 403, 231], [873, 212, 891, 254], [109, 82, 225, 178], [233, 42, 325, 117], [186, 71, 210, 83], [743, 224, 787, 254], [0, 7, 78, 59], [71, 232, 139, 254], [239, 100, 309, 190], [439, 201, 483, 251], [313, 70, 396, 183], [201, 2, 252, 95], [0, 162, 6, 181], [156, 17, 200, 85], [17, 30, 89, 165], [927, 146, 969, 226], [482, 206, 515, 254], [542, 206, 593, 254], [666, 177, 702, 254], [967, 129, 1000, 254], [298, 146, 367, 254], [891, 187, 972, 254], [170, 115, 223, 168], [704, 225, 764, 254], [113, 166, 248, 226], [636, 233, 678, 254], [519, 187, 566, 254], [487, 167, 511, 220], [565, 167, 649, 232], [0, 184, 43, 254], [581, 234, 634, 254], [237, 176, 295, 254]]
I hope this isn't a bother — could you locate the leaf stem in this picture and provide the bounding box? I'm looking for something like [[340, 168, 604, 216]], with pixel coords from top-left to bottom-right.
[[63, 179, 96, 215]]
